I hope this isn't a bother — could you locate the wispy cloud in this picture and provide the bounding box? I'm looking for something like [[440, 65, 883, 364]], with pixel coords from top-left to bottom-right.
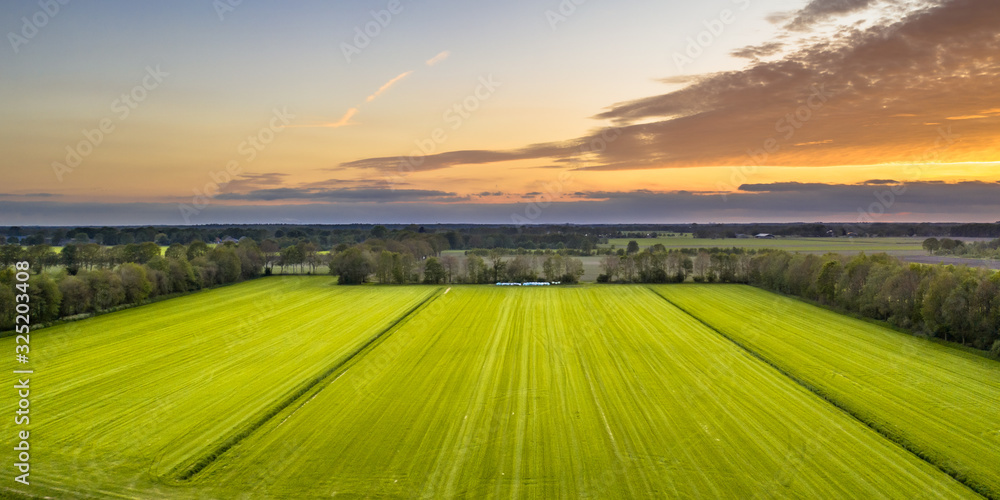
[[290, 108, 359, 129], [425, 51, 450, 66], [290, 68, 417, 129], [366, 71, 413, 102]]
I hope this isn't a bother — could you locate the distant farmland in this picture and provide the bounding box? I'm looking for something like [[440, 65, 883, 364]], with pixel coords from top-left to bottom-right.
[[603, 235, 930, 255], [2, 278, 996, 498]]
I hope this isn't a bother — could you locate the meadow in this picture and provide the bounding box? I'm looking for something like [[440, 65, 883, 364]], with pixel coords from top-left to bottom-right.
[[1, 278, 995, 498], [655, 285, 1000, 498]]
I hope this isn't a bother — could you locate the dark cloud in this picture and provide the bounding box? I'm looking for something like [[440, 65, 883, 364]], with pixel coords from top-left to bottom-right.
[[223, 172, 290, 192], [2, 180, 997, 225], [340, 144, 577, 173], [215, 187, 464, 203], [584, 0, 1000, 170], [7, 182, 1000, 225], [785, 0, 884, 31], [739, 182, 835, 192], [862, 179, 901, 185], [731, 42, 786, 59], [0, 193, 57, 198], [340, 0, 997, 177], [335, 0, 998, 174]]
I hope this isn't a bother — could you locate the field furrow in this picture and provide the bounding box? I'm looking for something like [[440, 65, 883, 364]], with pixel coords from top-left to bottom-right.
[[200, 286, 976, 499], [0, 277, 435, 498], [653, 284, 1000, 499]]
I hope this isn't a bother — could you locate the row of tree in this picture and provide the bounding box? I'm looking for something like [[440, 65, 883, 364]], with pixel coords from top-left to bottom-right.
[[924, 237, 1000, 259], [329, 247, 585, 285], [663, 249, 999, 354], [0, 241, 265, 330], [597, 249, 694, 283]]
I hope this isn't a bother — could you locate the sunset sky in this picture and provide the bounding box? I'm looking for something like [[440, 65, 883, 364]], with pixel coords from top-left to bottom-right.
[[1, 0, 998, 225]]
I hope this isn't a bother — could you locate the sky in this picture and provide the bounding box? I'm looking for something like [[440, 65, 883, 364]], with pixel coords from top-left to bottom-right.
[[0, 0, 998, 225]]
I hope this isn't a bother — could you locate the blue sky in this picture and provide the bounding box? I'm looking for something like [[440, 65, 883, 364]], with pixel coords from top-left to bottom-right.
[[1, 0, 998, 225]]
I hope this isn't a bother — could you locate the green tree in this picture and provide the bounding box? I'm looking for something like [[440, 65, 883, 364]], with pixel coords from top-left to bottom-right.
[[27, 273, 62, 323], [209, 246, 242, 283], [488, 248, 506, 282], [165, 243, 187, 260], [186, 240, 209, 261], [84, 269, 126, 311], [543, 254, 565, 281], [922, 238, 940, 255], [423, 257, 446, 284], [921, 270, 958, 340], [0, 285, 13, 331], [61, 244, 80, 274], [236, 239, 265, 279], [376, 250, 395, 284], [466, 254, 487, 284], [626, 240, 640, 255], [58, 275, 92, 316], [117, 263, 152, 304], [0, 244, 25, 269], [561, 257, 585, 283], [27, 244, 56, 273], [330, 247, 374, 285], [280, 244, 304, 273]]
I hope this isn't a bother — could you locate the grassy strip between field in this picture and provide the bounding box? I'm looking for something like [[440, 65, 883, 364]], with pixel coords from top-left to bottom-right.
[[169, 287, 445, 482], [647, 286, 996, 500]]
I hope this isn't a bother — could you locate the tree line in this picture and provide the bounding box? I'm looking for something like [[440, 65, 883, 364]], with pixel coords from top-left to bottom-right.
[[329, 246, 585, 285], [923, 237, 1000, 259], [0, 240, 264, 330], [619, 248, 999, 356]]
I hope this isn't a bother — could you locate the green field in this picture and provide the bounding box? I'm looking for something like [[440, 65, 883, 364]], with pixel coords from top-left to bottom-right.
[[2, 278, 436, 498], [2, 278, 996, 498], [654, 285, 1000, 498]]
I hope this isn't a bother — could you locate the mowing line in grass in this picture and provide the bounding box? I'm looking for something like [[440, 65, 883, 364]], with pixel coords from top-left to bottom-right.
[[170, 287, 445, 482], [199, 287, 976, 498], [646, 286, 994, 500]]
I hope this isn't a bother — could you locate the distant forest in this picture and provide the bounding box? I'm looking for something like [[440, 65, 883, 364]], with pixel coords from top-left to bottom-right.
[[1, 222, 998, 357], [2, 221, 1000, 249]]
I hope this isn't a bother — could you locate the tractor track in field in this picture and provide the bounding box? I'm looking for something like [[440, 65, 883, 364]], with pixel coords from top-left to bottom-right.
[[645, 287, 992, 500], [165, 287, 446, 483]]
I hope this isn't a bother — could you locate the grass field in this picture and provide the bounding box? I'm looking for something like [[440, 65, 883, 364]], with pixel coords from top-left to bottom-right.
[[198, 287, 974, 498], [1, 278, 435, 498], [654, 284, 1000, 498], [2, 279, 995, 498]]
